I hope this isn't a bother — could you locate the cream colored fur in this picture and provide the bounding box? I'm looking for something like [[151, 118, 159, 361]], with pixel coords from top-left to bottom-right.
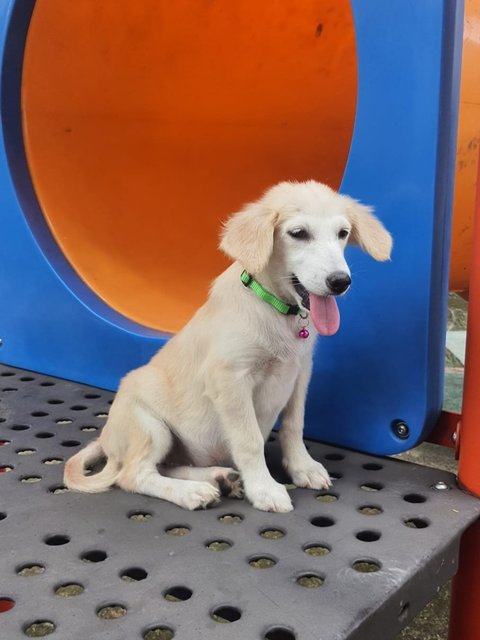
[[64, 181, 392, 512]]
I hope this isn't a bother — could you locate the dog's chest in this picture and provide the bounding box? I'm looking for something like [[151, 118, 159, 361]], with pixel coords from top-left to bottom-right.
[[252, 356, 301, 428]]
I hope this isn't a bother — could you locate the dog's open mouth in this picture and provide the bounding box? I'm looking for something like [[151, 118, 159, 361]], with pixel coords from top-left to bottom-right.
[[291, 275, 340, 337]]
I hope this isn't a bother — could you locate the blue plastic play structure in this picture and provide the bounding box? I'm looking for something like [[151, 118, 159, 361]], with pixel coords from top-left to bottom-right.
[[0, 0, 463, 455]]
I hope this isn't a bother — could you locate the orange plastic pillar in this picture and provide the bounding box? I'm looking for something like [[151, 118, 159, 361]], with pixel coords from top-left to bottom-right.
[[448, 153, 480, 640], [449, 0, 480, 292], [449, 520, 480, 639], [457, 152, 480, 498]]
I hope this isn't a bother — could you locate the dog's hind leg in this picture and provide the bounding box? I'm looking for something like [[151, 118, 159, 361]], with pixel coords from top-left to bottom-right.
[[115, 406, 220, 510], [161, 465, 244, 498]]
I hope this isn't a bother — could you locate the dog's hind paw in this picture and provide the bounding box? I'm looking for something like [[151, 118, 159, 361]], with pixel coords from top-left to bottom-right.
[[215, 470, 245, 499]]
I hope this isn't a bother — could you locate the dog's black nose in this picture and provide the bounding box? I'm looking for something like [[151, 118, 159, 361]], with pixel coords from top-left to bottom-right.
[[326, 271, 351, 295]]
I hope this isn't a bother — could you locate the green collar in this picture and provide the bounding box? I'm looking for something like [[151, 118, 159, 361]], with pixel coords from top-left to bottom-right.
[[240, 270, 303, 316]]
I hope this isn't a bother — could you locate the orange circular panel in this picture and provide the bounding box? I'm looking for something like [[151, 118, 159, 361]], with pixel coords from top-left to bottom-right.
[[22, 0, 356, 332], [450, 0, 480, 292]]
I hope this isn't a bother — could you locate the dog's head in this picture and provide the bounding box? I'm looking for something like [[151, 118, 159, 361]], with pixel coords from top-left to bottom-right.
[[220, 181, 392, 335]]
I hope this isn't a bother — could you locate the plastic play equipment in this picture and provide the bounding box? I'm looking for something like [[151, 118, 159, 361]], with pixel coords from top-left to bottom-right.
[[0, 0, 464, 454], [450, 0, 480, 292], [21, 0, 357, 333]]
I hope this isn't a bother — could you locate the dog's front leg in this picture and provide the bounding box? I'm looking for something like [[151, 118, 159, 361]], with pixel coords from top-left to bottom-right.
[[279, 360, 331, 490], [210, 373, 293, 513]]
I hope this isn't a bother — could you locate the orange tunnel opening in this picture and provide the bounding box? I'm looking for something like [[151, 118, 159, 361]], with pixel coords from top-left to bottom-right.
[[22, 0, 357, 333]]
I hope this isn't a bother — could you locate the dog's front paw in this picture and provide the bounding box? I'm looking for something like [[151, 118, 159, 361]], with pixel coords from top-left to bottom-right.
[[247, 481, 293, 513], [289, 460, 332, 490]]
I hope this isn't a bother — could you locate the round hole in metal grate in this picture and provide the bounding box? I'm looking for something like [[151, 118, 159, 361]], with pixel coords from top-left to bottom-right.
[[358, 505, 383, 516], [95, 412, 108, 418], [31, 411, 49, 418], [129, 511, 153, 521], [218, 513, 243, 524], [17, 448, 36, 455], [296, 573, 325, 588], [39, 381, 55, 386], [81, 426, 97, 432], [356, 530, 382, 542], [70, 405, 87, 411], [0, 371, 15, 376], [260, 528, 285, 540], [55, 583, 84, 597], [0, 512, 6, 521], [352, 559, 382, 573], [17, 565, 45, 577], [20, 476, 42, 484], [328, 471, 343, 480], [60, 440, 81, 447], [121, 568, 148, 582], [0, 439, 11, 446], [96, 604, 127, 620], [11, 424, 30, 431], [248, 555, 277, 569], [49, 485, 70, 494], [206, 539, 232, 551], [325, 453, 345, 461], [0, 597, 15, 613], [264, 627, 296, 640], [2, 387, 18, 392], [84, 393, 101, 399], [143, 627, 175, 640], [23, 620, 56, 636], [404, 517, 430, 529], [165, 525, 190, 535], [56, 419, 72, 425], [81, 550, 107, 563], [303, 543, 331, 556], [363, 463, 383, 471], [35, 432, 54, 439], [19, 376, 35, 382], [163, 586, 193, 602], [316, 492, 338, 503], [43, 458, 63, 465], [47, 399, 64, 405], [0, 465, 13, 473], [403, 493, 427, 504], [360, 482, 384, 492], [310, 516, 335, 528], [211, 605, 242, 623], [44, 534, 70, 546]]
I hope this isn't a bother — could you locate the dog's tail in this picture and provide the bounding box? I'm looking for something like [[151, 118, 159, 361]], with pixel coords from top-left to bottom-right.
[[64, 439, 120, 493]]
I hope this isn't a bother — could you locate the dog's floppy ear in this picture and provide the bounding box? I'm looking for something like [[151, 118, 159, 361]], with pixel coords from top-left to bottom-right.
[[219, 202, 278, 274], [347, 201, 392, 261]]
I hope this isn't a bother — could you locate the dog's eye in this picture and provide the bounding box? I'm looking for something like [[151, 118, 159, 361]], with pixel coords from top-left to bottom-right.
[[338, 228, 350, 240], [288, 228, 310, 240]]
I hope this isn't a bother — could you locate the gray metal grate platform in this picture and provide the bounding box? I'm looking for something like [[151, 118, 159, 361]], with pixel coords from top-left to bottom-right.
[[1, 364, 479, 640]]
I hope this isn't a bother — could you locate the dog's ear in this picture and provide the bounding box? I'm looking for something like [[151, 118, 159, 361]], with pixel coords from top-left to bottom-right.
[[347, 201, 392, 261], [219, 203, 278, 273]]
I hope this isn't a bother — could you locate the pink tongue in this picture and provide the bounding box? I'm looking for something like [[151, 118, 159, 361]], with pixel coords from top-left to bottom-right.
[[309, 295, 340, 336]]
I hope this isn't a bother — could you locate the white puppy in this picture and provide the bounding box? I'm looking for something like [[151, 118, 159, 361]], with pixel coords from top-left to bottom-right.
[[64, 181, 392, 512]]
